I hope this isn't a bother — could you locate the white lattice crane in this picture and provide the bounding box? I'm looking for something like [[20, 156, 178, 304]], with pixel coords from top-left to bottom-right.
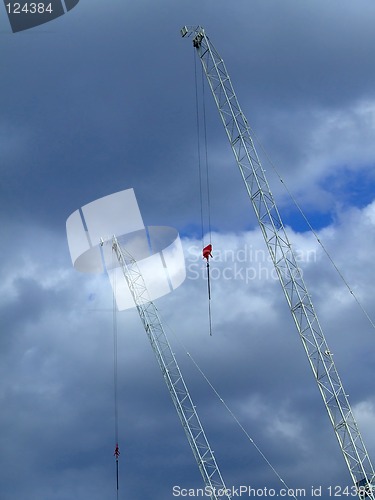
[[109, 236, 232, 500], [66, 189, 231, 499], [181, 25, 375, 499]]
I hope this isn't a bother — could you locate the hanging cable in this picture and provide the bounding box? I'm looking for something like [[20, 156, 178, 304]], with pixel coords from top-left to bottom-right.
[[194, 50, 205, 247], [160, 314, 299, 500], [203, 244, 213, 336], [248, 126, 375, 333], [195, 52, 214, 335], [194, 50, 213, 243], [201, 64, 213, 335], [186, 353, 296, 498], [201, 61, 212, 245], [112, 248, 120, 500]]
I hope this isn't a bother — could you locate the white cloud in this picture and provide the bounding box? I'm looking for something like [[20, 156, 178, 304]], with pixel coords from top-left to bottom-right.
[[2, 196, 375, 498], [353, 400, 375, 452]]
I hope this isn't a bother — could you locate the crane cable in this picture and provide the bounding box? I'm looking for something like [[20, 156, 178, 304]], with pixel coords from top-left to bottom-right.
[[161, 315, 299, 500], [194, 50, 205, 247], [187, 353, 297, 499], [200, 55, 212, 246], [248, 126, 375, 333], [194, 51, 213, 335], [112, 249, 120, 499]]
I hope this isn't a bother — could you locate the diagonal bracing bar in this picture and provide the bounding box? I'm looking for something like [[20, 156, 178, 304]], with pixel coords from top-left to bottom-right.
[[181, 25, 375, 499], [110, 236, 231, 500]]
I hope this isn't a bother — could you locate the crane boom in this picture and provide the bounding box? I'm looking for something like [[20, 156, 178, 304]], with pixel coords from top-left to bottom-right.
[[109, 236, 231, 500], [181, 25, 375, 498]]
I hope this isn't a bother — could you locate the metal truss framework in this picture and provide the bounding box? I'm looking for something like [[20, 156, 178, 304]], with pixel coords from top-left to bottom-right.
[[110, 236, 231, 500], [181, 25, 375, 499]]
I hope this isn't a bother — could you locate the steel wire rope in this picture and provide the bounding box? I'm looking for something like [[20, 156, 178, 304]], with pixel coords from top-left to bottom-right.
[[201, 57, 212, 245], [195, 51, 213, 335], [247, 125, 375, 332], [194, 51, 213, 244], [194, 49, 205, 247], [158, 312, 299, 500], [112, 248, 120, 499]]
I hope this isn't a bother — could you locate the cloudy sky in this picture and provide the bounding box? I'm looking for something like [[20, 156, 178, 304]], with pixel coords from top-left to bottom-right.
[[2, 1, 375, 498]]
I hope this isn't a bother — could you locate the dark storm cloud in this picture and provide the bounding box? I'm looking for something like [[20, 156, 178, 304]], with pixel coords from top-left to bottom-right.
[[1, 0, 374, 232]]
